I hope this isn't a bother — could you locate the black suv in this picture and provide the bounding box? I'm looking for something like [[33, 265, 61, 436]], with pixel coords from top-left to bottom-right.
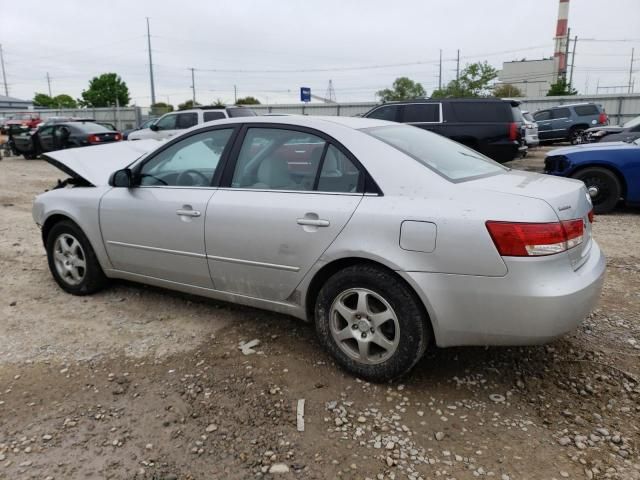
[[363, 98, 525, 163]]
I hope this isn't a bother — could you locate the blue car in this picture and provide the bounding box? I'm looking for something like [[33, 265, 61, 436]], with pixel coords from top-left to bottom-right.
[[544, 138, 640, 213]]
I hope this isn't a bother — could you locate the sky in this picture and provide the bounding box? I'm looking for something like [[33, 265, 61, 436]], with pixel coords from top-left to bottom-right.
[[1, 0, 639, 106]]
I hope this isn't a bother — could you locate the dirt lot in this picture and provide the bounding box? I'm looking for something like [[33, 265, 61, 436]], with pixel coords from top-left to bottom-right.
[[1, 146, 639, 480]]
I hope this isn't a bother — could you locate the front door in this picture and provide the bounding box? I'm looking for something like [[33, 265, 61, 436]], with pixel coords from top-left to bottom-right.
[[100, 127, 236, 288], [37, 125, 56, 151], [205, 126, 364, 301]]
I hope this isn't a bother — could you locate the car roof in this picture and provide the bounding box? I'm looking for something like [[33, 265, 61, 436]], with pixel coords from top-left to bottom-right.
[[370, 97, 520, 107], [548, 102, 598, 109], [197, 114, 395, 130]]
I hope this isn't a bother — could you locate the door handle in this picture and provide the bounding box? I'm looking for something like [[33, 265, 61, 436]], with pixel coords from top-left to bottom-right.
[[297, 218, 329, 227], [176, 208, 201, 217]]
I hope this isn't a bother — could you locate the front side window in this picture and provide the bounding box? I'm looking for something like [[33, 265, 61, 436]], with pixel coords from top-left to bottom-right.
[[367, 105, 400, 121], [363, 124, 506, 182], [154, 114, 177, 131], [138, 129, 233, 187], [402, 104, 440, 123], [231, 128, 326, 191]]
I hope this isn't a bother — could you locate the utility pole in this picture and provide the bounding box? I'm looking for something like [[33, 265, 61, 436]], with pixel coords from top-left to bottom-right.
[[146, 18, 156, 106], [190, 68, 196, 104], [234, 84, 237, 103], [569, 35, 577, 88], [0, 44, 8, 97], [46, 72, 52, 97], [438, 49, 442, 90], [629, 48, 636, 94], [563, 28, 571, 83], [456, 49, 460, 82]]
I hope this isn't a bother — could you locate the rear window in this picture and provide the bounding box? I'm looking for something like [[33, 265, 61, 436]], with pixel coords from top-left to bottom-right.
[[363, 124, 506, 182], [71, 122, 111, 133], [523, 112, 534, 122], [449, 102, 511, 122], [402, 104, 440, 123], [227, 108, 256, 118], [573, 105, 598, 116]]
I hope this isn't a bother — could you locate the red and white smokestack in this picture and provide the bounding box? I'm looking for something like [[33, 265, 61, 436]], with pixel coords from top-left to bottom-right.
[[554, 0, 570, 80]]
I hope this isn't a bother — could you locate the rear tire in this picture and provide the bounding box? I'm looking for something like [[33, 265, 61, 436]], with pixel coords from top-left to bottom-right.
[[572, 167, 621, 214], [46, 220, 108, 295], [315, 265, 430, 382], [569, 127, 586, 145]]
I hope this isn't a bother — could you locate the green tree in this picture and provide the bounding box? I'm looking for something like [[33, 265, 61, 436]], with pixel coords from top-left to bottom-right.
[[151, 102, 174, 115], [34, 92, 78, 108], [493, 83, 524, 98], [236, 96, 261, 105], [376, 77, 426, 102], [177, 100, 201, 110], [546, 78, 577, 96], [212, 98, 226, 107], [432, 61, 499, 98], [34, 93, 55, 107], [80, 73, 130, 107], [52, 94, 78, 108]]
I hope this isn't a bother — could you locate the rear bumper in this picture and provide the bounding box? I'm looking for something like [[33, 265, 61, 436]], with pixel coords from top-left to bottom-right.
[[401, 241, 606, 347], [481, 141, 522, 163]]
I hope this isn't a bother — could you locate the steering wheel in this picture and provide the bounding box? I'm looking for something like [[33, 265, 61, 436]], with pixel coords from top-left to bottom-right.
[[138, 173, 168, 185], [176, 169, 209, 186]]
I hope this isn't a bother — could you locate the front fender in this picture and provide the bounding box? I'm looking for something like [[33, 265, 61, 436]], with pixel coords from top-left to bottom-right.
[[33, 187, 113, 271]]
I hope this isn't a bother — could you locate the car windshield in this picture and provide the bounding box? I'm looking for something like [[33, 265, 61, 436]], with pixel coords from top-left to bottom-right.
[[227, 107, 257, 118], [623, 116, 640, 129], [362, 125, 507, 182]]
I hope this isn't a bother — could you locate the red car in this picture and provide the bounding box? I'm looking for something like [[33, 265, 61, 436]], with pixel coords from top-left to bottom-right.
[[5, 113, 42, 131]]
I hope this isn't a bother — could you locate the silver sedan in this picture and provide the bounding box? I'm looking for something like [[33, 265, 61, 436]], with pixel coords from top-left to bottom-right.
[[32, 115, 605, 381]]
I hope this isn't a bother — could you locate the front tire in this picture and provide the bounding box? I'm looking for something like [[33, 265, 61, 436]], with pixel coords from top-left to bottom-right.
[[46, 220, 108, 295], [572, 167, 621, 214], [315, 265, 430, 382], [569, 127, 585, 145]]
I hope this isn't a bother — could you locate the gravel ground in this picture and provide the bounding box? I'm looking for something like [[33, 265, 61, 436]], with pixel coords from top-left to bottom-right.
[[0, 145, 639, 479]]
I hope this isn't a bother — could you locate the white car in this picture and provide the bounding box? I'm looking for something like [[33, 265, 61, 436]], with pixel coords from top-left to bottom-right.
[[522, 110, 539, 149], [128, 106, 256, 141]]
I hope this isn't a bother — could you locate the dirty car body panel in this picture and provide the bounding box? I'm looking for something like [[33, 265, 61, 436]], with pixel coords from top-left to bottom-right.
[[33, 115, 605, 348]]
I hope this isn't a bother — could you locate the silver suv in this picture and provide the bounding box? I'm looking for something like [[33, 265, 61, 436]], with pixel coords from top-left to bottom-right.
[[128, 106, 256, 141]]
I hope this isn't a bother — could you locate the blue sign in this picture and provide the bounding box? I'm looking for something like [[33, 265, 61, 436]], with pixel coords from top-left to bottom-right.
[[300, 87, 311, 102]]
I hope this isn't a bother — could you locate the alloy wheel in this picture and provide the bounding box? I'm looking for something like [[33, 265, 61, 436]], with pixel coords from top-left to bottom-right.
[[329, 288, 400, 365], [53, 233, 87, 286]]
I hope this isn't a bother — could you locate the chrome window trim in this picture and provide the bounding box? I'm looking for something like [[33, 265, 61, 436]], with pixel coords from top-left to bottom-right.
[[217, 187, 365, 196]]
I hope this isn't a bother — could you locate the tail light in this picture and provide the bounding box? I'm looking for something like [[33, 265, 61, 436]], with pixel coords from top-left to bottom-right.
[[114, 133, 122, 141], [588, 209, 594, 224], [486, 219, 584, 257], [88, 134, 101, 143], [508, 122, 518, 141], [598, 112, 608, 124]]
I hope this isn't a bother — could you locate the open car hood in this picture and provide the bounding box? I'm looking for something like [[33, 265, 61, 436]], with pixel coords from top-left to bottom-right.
[[41, 140, 160, 186]]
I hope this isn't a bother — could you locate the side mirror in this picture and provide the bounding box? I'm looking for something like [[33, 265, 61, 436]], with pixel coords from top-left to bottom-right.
[[149, 124, 159, 131], [109, 168, 133, 187]]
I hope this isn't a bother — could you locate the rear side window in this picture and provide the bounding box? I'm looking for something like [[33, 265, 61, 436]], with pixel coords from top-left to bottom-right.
[[317, 145, 361, 193], [204, 111, 226, 122], [402, 104, 440, 123], [227, 108, 257, 118], [449, 102, 511, 122], [552, 108, 571, 119], [573, 105, 598, 116], [534, 110, 551, 121], [366, 105, 400, 121], [177, 113, 198, 129]]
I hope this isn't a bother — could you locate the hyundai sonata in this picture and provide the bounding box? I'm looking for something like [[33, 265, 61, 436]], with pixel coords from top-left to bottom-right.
[[32, 116, 605, 381]]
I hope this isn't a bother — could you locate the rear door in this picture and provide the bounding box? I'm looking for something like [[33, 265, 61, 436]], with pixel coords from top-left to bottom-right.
[[37, 125, 56, 151], [550, 107, 572, 139], [205, 125, 364, 301]]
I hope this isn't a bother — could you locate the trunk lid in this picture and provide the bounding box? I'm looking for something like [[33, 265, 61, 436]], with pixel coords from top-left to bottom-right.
[[42, 140, 159, 186], [465, 170, 593, 270]]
